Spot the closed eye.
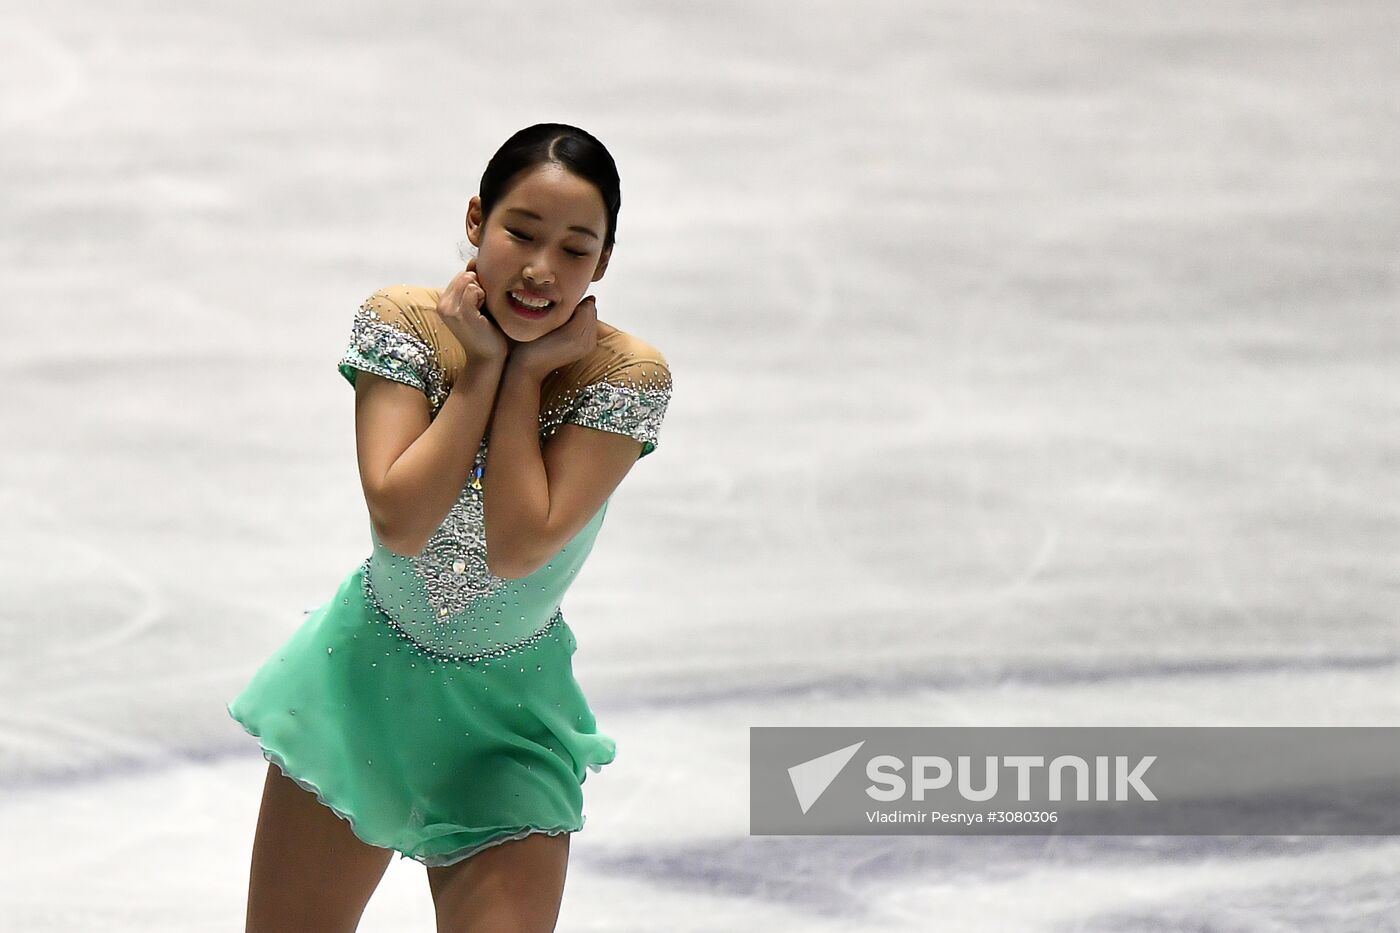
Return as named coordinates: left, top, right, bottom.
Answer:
left=506, top=228, right=590, bottom=258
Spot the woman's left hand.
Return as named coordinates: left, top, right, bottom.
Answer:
left=509, top=295, right=599, bottom=381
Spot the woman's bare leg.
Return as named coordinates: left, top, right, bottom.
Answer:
left=244, top=761, right=396, bottom=932
left=426, top=832, right=571, bottom=933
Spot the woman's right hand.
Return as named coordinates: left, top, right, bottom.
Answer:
left=437, top=258, right=508, bottom=365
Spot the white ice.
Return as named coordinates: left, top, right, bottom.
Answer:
left=1, top=0, right=1397, bottom=930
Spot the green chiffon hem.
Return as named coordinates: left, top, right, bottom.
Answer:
left=226, top=562, right=617, bottom=868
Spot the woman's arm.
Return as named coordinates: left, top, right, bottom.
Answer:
left=482, top=356, right=643, bottom=578
left=354, top=358, right=506, bottom=556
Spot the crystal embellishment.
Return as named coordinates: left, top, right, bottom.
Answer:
left=411, top=441, right=508, bottom=619
left=566, top=381, right=668, bottom=451
left=539, top=365, right=673, bottom=459
left=358, top=557, right=565, bottom=663
left=338, top=303, right=450, bottom=411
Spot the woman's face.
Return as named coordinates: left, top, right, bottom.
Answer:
left=465, top=163, right=611, bottom=344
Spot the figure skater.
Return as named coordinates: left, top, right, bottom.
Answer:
left=226, top=122, right=672, bottom=932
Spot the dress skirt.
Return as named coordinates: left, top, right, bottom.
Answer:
left=226, top=561, right=617, bottom=867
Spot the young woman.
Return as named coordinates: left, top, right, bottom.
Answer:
left=227, top=123, right=672, bottom=932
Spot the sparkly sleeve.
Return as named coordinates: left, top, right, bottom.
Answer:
left=561, top=357, right=672, bottom=459
left=336, top=291, right=447, bottom=405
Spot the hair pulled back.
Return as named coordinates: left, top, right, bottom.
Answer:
left=478, top=124, right=621, bottom=253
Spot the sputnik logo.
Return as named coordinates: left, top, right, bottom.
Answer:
left=788, top=741, right=865, bottom=814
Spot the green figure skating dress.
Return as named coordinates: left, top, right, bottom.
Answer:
left=227, top=285, right=672, bottom=867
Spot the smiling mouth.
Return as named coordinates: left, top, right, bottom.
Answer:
left=507, top=291, right=555, bottom=318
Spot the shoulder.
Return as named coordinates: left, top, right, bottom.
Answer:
left=359, top=284, right=448, bottom=340
left=340, top=284, right=463, bottom=407
left=584, top=322, right=671, bottom=385
left=359, top=283, right=466, bottom=372
left=601, top=322, right=667, bottom=362
left=540, top=322, right=672, bottom=425
left=540, top=322, right=673, bottom=457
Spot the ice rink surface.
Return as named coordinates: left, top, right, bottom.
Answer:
left=2, top=0, right=1397, bottom=929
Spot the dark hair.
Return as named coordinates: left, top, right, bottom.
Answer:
left=478, top=123, right=621, bottom=253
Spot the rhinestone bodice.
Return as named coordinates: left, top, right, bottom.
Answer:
left=336, top=284, right=672, bottom=662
